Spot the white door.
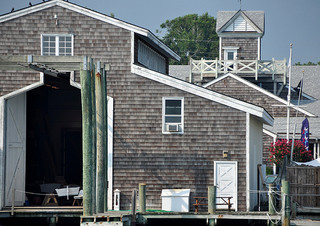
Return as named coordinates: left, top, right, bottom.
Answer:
left=5, top=93, right=26, bottom=206
left=224, top=49, right=237, bottom=72
left=214, top=161, right=237, bottom=211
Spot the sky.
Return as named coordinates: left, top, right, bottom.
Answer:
left=0, top=0, right=319, bottom=64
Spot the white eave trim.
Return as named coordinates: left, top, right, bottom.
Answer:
left=132, top=64, right=273, bottom=125
left=0, top=0, right=180, bottom=61
left=218, top=11, right=263, bottom=34
left=203, top=73, right=315, bottom=117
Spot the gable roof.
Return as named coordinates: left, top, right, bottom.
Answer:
left=203, top=73, right=315, bottom=117
left=216, top=10, right=264, bottom=35
left=132, top=65, right=273, bottom=126
left=0, top=0, right=180, bottom=61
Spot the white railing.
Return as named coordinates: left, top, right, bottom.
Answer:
left=190, top=58, right=287, bottom=83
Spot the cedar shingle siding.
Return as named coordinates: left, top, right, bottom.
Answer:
left=221, top=37, right=258, bottom=60
left=1, top=6, right=251, bottom=211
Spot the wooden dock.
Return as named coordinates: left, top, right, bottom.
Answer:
left=0, top=207, right=281, bottom=226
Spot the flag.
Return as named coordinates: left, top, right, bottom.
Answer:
left=294, top=79, right=303, bottom=94
left=301, top=118, right=309, bottom=151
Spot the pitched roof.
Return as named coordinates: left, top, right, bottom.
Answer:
left=216, top=10, right=264, bottom=34
left=0, top=0, right=180, bottom=61
left=133, top=65, right=273, bottom=126
left=203, top=73, right=315, bottom=117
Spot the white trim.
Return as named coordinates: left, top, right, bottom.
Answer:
left=219, top=37, right=222, bottom=60
left=162, top=97, right=184, bottom=134
left=132, top=65, right=273, bottom=125
left=203, top=73, right=314, bottom=117
left=214, top=161, right=238, bottom=211
left=107, top=97, right=114, bottom=210
left=41, top=34, right=74, bottom=56
left=222, top=46, right=240, bottom=50
left=131, top=32, right=135, bottom=65
left=263, top=128, right=277, bottom=141
left=69, top=71, right=81, bottom=89
left=258, top=37, right=261, bottom=60
left=0, top=0, right=179, bottom=61
left=246, top=113, right=250, bottom=211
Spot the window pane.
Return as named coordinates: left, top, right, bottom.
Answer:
left=165, top=116, right=181, bottom=123
left=43, top=36, right=49, bottom=41
left=165, top=100, right=181, bottom=115
left=66, top=48, right=71, bottom=53
left=66, top=42, right=71, bottom=47
left=66, top=37, right=71, bottom=42
left=49, top=36, right=55, bottom=41
left=227, top=52, right=234, bottom=60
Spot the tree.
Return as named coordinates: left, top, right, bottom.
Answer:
left=157, top=13, right=219, bottom=65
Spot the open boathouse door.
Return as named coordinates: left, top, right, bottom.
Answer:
left=2, top=75, right=83, bottom=207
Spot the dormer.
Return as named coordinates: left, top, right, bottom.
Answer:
left=216, top=10, right=264, bottom=60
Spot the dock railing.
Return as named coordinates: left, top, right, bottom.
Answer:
left=190, top=58, right=287, bottom=83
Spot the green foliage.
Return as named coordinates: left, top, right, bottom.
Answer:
left=294, top=61, right=320, bottom=66
left=158, top=13, right=219, bottom=65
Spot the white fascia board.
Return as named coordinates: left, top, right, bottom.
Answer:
left=263, top=128, right=277, bottom=140
left=217, top=32, right=263, bottom=38
left=132, top=64, right=273, bottom=124
left=218, top=11, right=262, bottom=34
left=203, top=73, right=315, bottom=117
left=0, top=0, right=179, bottom=61
left=0, top=1, right=57, bottom=23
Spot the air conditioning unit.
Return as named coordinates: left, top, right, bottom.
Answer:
left=166, top=124, right=179, bottom=132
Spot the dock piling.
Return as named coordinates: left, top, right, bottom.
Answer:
left=268, top=185, right=276, bottom=226
left=80, top=56, right=93, bottom=216
left=95, top=61, right=105, bottom=213
left=208, top=186, right=216, bottom=214
left=139, top=183, right=146, bottom=214
left=281, top=179, right=290, bottom=226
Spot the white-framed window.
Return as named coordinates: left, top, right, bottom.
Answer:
left=162, top=97, right=184, bottom=134
left=41, top=34, right=73, bottom=56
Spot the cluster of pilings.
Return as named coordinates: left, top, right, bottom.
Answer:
left=80, top=56, right=108, bottom=216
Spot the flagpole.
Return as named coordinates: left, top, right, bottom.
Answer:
left=286, top=44, right=293, bottom=142
left=290, top=71, right=304, bottom=162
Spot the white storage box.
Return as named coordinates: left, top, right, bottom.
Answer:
left=161, top=189, right=190, bottom=212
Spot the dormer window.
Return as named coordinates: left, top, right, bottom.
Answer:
left=41, top=34, right=73, bottom=56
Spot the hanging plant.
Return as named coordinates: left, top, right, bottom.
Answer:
left=267, top=139, right=312, bottom=165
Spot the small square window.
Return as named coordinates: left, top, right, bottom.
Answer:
left=162, top=97, right=184, bottom=134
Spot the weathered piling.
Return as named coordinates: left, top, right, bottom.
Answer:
left=281, top=180, right=290, bottom=226
left=102, top=66, right=108, bottom=212
left=208, top=186, right=216, bottom=226
left=90, top=58, right=96, bottom=214
left=208, top=186, right=216, bottom=214
left=95, top=61, right=105, bottom=213
left=80, top=56, right=93, bottom=216
left=268, top=185, right=276, bottom=226
left=139, top=183, right=146, bottom=214
left=131, top=189, right=137, bottom=226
